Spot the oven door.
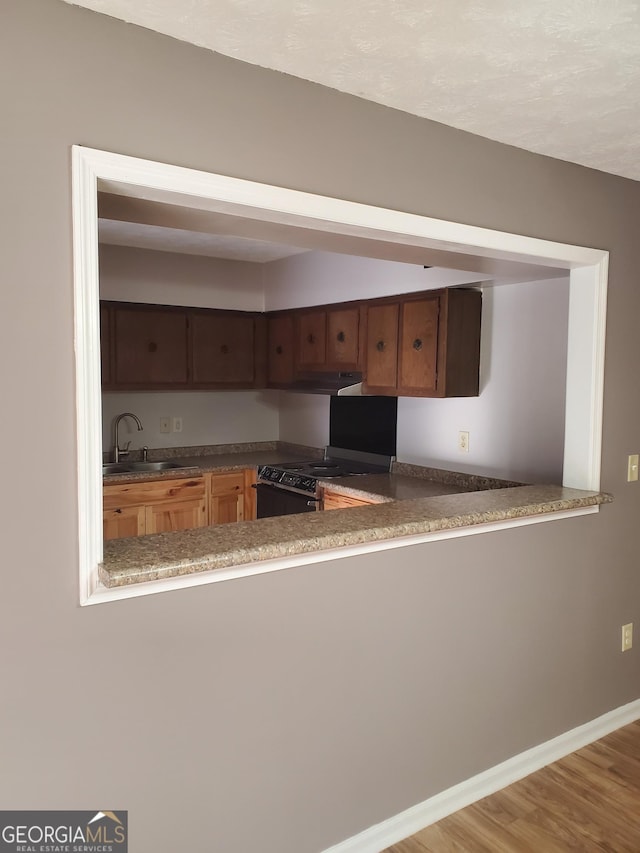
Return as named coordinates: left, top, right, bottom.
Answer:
left=255, top=483, right=320, bottom=518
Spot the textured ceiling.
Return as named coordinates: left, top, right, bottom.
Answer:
left=65, top=0, right=640, bottom=181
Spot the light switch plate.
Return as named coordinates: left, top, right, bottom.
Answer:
left=628, top=454, right=639, bottom=482
left=172, top=416, right=183, bottom=433
left=160, top=417, right=170, bottom=434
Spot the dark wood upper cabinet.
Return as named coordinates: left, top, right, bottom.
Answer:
left=365, top=303, right=399, bottom=392
left=436, top=288, right=482, bottom=397
left=113, top=304, right=189, bottom=387
left=102, top=302, right=265, bottom=391
left=326, top=307, right=360, bottom=369
left=100, top=303, right=111, bottom=385
left=397, top=295, right=439, bottom=395
left=364, top=289, right=481, bottom=397
left=297, top=311, right=327, bottom=369
left=267, top=314, right=294, bottom=386
left=190, top=311, right=255, bottom=386
left=101, top=288, right=480, bottom=397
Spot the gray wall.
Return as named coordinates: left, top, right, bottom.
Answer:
left=2, top=2, right=639, bottom=852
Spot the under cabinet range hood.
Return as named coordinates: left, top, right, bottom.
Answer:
left=287, top=371, right=364, bottom=395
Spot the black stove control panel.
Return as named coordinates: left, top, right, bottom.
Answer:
left=258, top=465, right=318, bottom=494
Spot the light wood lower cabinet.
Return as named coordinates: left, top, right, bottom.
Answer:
left=103, top=469, right=256, bottom=540
left=103, top=504, right=147, bottom=539
left=145, top=499, right=208, bottom=534
left=322, top=490, right=376, bottom=510
left=209, top=471, right=245, bottom=525
left=103, top=476, right=207, bottom=540
left=208, top=469, right=257, bottom=524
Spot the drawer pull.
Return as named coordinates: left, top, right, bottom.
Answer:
left=336, top=330, right=345, bottom=342
left=221, top=344, right=229, bottom=354
left=307, top=333, right=315, bottom=344
left=413, top=338, right=423, bottom=351
left=148, top=341, right=158, bottom=353
left=376, top=340, right=385, bottom=352
left=275, top=345, right=283, bottom=355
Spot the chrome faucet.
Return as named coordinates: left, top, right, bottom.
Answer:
left=113, top=412, right=143, bottom=462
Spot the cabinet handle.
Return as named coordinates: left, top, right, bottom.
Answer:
left=275, top=345, right=283, bottom=355
left=376, top=340, right=385, bottom=352
left=336, top=330, right=345, bottom=343
left=148, top=341, right=158, bottom=353
left=115, top=508, right=122, bottom=514
left=413, top=338, right=423, bottom=351
left=220, top=344, right=229, bottom=354
left=307, top=333, right=315, bottom=344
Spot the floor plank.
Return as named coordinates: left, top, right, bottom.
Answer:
left=384, top=720, right=640, bottom=853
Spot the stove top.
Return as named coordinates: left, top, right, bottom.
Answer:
left=257, top=448, right=393, bottom=495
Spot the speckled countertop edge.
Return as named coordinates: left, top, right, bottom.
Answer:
left=100, top=486, right=613, bottom=588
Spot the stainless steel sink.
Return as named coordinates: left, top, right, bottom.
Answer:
left=125, top=461, right=186, bottom=472
left=102, top=463, right=132, bottom=475
left=102, top=460, right=194, bottom=476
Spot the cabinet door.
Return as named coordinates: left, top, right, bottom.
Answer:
left=326, top=307, right=360, bottom=369
left=365, top=303, right=399, bottom=392
left=397, top=296, right=439, bottom=395
left=191, top=312, right=255, bottom=385
left=145, top=498, right=207, bottom=534
left=297, top=311, right=327, bottom=369
left=209, top=471, right=246, bottom=525
left=103, top=505, right=146, bottom=540
left=210, top=492, right=245, bottom=525
left=114, top=306, right=188, bottom=386
left=267, top=315, right=294, bottom=385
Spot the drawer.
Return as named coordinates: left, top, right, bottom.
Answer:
left=322, top=491, right=375, bottom=510
left=103, top=476, right=206, bottom=509
left=209, top=471, right=245, bottom=496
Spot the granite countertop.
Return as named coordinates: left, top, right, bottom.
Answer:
left=102, top=442, right=320, bottom=485
left=100, top=481, right=613, bottom=588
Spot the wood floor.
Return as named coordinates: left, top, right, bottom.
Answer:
left=384, top=720, right=640, bottom=852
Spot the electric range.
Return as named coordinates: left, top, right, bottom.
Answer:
left=256, top=447, right=394, bottom=516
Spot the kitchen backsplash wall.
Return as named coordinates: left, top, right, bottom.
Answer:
left=99, top=244, right=265, bottom=310
left=278, top=393, right=330, bottom=449
left=102, top=390, right=280, bottom=453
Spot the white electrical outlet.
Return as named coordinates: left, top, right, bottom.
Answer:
left=622, top=623, right=633, bottom=652
left=458, top=431, right=470, bottom=453
left=160, top=417, right=170, bottom=434
left=628, top=454, right=639, bottom=482
left=172, top=416, right=183, bottom=433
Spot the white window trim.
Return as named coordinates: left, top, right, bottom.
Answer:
left=72, top=146, right=608, bottom=606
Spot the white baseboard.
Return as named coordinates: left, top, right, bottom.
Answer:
left=323, top=698, right=640, bottom=853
